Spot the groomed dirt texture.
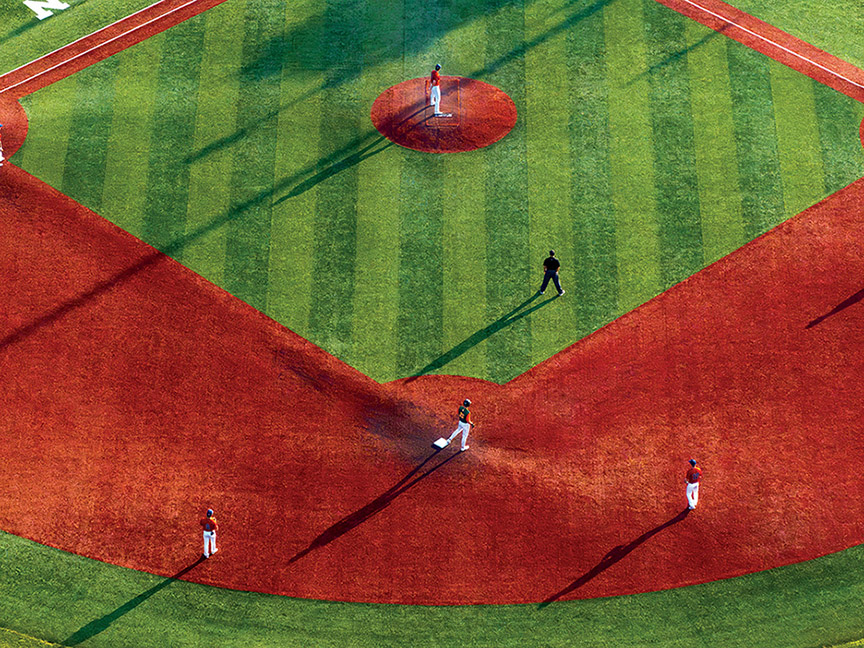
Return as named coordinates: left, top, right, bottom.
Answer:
left=370, top=76, right=517, bottom=153
left=2, top=157, right=864, bottom=604
left=0, top=98, right=27, bottom=157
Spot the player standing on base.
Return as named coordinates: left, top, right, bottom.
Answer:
left=685, top=459, right=701, bottom=509
left=445, top=399, right=475, bottom=452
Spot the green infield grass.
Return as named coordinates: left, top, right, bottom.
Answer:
left=13, top=0, right=864, bottom=383
left=728, top=0, right=864, bottom=72
left=0, top=531, right=863, bottom=647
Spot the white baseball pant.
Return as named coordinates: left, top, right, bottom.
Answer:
left=447, top=421, right=470, bottom=450
left=203, top=530, right=217, bottom=557
left=686, top=482, right=699, bottom=509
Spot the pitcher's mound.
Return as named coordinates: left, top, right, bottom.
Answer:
left=370, top=76, right=517, bottom=153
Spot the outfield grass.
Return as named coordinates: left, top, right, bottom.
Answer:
left=0, top=531, right=862, bottom=647
left=13, top=0, right=864, bottom=383
left=729, top=0, right=864, bottom=72
left=0, top=0, right=158, bottom=75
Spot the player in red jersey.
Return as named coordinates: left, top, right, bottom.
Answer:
left=429, top=64, right=451, bottom=116
left=444, top=398, right=475, bottom=451
left=200, top=508, right=219, bottom=558
left=685, top=459, right=701, bottom=509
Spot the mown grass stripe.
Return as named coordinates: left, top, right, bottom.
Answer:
left=100, top=37, right=163, bottom=241
left=769, top=64, right=826, bottom=218
left=350, top=0, right=403, bottom=382
left=604, top=0, right=661, bottom=312
left=483, top=1, right=531, bottom=384
left=392, top=0, right=450, bottom=379
left=180, top=1, right=246, bottom=286
left=60, top=56, right=118, bottom=213
left=643, top=0, right=703, bottom=287
left=396, top=150, right=445, bottom=377
left=266, top=2, right=326, bottom=346
left=568, top=3, right=616, bottom=336
left=684, top=21, right=745, bottom=265
left=222, top=0, right=284, bottom=315
left=16, top=78, right=76, bottom=192
left=424, top=13, right=489, bottom=381
left=813, top=83, right=864, bottom=195
left=307, top=0, right=364, bottom=365
left=524, top=0, right=575, bottom=367
left=141, top=18, right=207, bottom=252
left=439, top=150, right=488, bottom=380
left=725, top=44, right=784, bottom=240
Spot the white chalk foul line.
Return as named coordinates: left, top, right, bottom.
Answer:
left=0, top=0, right=208, bottom=95
left=676, top=0, right=864, bottom=93
left=1, top=0, right=170, bottom=80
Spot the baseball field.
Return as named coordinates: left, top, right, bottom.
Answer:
left=1, top=0, right=864, bottom=645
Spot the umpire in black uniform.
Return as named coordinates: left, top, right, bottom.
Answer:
left=539, top=250, right=565, bottom=296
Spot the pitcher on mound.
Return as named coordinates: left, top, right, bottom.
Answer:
left=429, top=64, right=451, bottom=117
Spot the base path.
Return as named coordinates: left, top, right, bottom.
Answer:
left=2, top=150, right=864, bottom=603
left=0, top=0, right=228, bottom=98
left=370, top=76, right=517, bottom=153
left=656, top=0, right=864, bottom=103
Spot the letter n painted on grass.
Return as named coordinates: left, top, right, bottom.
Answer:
left=24, top=0, right=70, bottom=20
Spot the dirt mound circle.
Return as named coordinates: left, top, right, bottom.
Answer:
left=370, top=76, right=517, bottom=153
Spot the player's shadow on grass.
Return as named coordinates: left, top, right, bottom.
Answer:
left=62, top=556, right=205, bottom=646
left=288, top=449, right=458, bottom=564
left=407, top=293, right=557, bottom=380
left=805, top=287, right=864, bottom=328
left=538, top=507, right=690, bottom=608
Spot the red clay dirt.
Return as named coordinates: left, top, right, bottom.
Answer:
left=0, top=98, right=28, bottom=158
left=3, top=155, right=864, bottom=604
left=370, top=76, right=517, bottom=153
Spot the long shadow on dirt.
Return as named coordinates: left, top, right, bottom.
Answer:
left=539, top=507, right=690, bottom=607
left=806, top=286, right=864, bottom=328
left=288, top=449, right=460, bottom=564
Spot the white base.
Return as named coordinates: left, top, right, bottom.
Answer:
left=433, top=438, right=449, bottom=449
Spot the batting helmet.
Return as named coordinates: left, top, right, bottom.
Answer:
left=435, top=64, right=441, bottom=70
left=463, top=399, right=471, bottom=407
left=206, top=509, right=214, bottom=517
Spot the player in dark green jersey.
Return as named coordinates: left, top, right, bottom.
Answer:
left=445, top=399, right=475, bottom=451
